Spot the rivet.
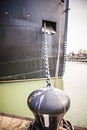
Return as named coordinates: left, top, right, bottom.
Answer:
left=27, top=13, right=30, bottom=17
left=5, top=11, right=8, bottom=15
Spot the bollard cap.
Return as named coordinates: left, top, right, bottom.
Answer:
left=27, top=87, right=70, bottom=115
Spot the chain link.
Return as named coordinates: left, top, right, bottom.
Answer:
left=42, top=23, right=51, bottom=87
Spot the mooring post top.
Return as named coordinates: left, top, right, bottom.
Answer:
left=27, top=87, right=70, bottom=116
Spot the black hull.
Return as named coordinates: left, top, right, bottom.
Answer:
left=0, top=0, right=69, bottom=81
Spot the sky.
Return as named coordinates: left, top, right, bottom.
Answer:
left=67, top=0, right=87, bottom=54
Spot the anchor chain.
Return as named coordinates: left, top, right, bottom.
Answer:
left=42, top=23, right=51, bottom=87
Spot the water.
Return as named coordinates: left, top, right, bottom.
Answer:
left=63, top=61, right=87, bottom=128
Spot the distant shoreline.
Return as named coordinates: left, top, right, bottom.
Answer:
left=66, top=59, right=87, bottom=63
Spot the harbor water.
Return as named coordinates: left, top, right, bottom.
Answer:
left=63, top=61, right=87, bottom=128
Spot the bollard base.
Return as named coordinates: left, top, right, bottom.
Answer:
left=27, top=119, right=74, bottom=130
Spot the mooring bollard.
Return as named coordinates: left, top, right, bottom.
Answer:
left=27, top=87, right=72, bottom=130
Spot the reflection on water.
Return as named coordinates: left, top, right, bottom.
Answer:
left=63, top=61, right=87, bottom=128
